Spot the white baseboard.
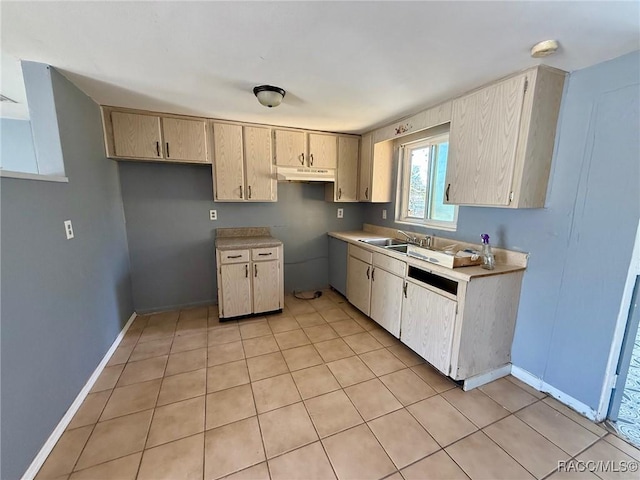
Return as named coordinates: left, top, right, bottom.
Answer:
left=21, top=312, right=137, bottom=480
left=511, top=365, right=598, bottom=421
left=463, top=364, right=512, bottom=391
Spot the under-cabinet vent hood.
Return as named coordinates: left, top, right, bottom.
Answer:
left=276, top=166, right=335, bottom=182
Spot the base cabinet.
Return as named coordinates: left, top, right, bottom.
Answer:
left=220, top=263, right=252, bottom=318
left=337, top=237, right=525, bottom=386
left=347, top=255, right=372, bottom=316
left=400, top=281, right=457, bottom=375
left=370, top=267, right=403, bottom=337
left=216, top=245, right=283, bottom=319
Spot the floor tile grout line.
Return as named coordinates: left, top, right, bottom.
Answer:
left=133, top=321, right=174, bottom=479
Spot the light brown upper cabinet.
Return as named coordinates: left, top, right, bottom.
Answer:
left=212, top=122, right=276, bottom=202
left=274, top=129, right=305, bottom=167
left=111, top=112, right=163, bottom=159
left=307, top=133, right=337, bottom=169
left=102, top=107, right=209, bottom=164
left=358, top=133, right=394, bottom=202
left=325, top=136, right=359, bottom=202
left=274, top=129, right=337, bottom=169
left=162, top=117, right=207, bottom=162
left=445, top=65, right=566, bottom=208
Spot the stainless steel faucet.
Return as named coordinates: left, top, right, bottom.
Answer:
left=397, top=230, right=416, bottom=243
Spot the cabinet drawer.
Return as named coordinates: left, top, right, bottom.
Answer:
left=219, top=249, right=250, bottom=264
left=252, top=247, right=279, bottom=261
left=348, top=244, right=373, bottom=264
left=373, top=252, right=406, bottom=277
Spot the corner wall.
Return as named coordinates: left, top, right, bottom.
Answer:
left=363, top=50, right=640, bottom=413
left=118, top=161, right=368, bottom=313
left=0, top=66, right=134, bottom=479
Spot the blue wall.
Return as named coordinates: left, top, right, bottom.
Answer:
left=118, top=162, right=367, bottom=313
left=364, top=50, right=640, bottom=412
left=0, top=66, right=134, bottom=479
left=0, top=118, right=38, bottom=173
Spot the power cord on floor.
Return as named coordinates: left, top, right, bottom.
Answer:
left=293, top=290, right=323, bottom=300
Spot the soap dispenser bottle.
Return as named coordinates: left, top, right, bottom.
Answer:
left=480, top=234, right=495, bottom=270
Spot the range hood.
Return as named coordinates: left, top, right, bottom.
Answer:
left=276, top=166, right=335, bottom=182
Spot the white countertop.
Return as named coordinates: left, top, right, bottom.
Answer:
left=329, top=230, right=526, bottom=282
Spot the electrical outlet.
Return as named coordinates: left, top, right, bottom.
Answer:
left=64, top=220, right=74, bottom=239
left=382, top=209, right=387, bottom=220
left=210, top=210, right=217, bottom=221
left=337, top=208, right=344, bottom=219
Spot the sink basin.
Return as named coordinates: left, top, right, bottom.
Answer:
left=359, top=238, right=407, bottom=247
left=385, top=244, right=408, bottom=254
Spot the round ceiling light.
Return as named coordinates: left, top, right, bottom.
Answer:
left=253, top=85, right=286, bottom=108
left=530, top=40, right=559, bottom=58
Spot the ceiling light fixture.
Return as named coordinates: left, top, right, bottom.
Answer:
left=253, top=85, right=286, bottom=108
left=530, top=40, right=559, bottom=58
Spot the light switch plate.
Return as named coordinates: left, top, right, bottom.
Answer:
left=382, top=209, right=387, bottom=219
left=337, top=208, right=344, bottom=219
left=210, top=210, right=217, bottom=221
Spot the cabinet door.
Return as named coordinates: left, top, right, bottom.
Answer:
left=274, top=130, right=305, bottom=167
left=253, top=260, right=280, bottom=313
left=213, top=123, right=244, bottom=201
left=370, top=267, right=403, bottom=337
left=244, top=126, right=275, bottom=201
left=162, top=117, right=208, bottom=162
left=220, top=263, right=252, bottom=318
left=400, top=282, right=456, bottom=375
left=111, top=112, right=162, bottom=159
left=445, top=74, right=526, bottom=206
left=370, top=141, right=394, bottom=203
left=347, top=256, right=371, bottom=316
left=358, top=133, right=373, bottom=201
left=336, top=136, right=359, bottom=201
left=308, top=133, right=337, bottom=169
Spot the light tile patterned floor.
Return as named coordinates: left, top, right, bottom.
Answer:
left=615, top=324, right=640, bottom=447
left=36, top=290, right=640, bottom=480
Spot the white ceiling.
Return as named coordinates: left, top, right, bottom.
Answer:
left=2, top=1, right=639, bottom=132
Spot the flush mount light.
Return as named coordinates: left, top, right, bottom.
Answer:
left=253, top=85, right=286, bottom=108
left=530, top=40, right=559, bottom=58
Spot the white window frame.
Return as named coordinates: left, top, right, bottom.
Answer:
left=395, top=132, right=458, bottom=231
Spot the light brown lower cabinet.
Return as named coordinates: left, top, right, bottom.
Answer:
left=216, top=246, right=283, bottom=319
left=343, top=242, right=525, bottom=387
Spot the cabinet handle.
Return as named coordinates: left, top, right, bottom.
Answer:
left=365, top=187, right=369, bottom=199
left=239, top=185, right=243, bottom=199
left=245, top=265, right=248, bottom=278
left=248, top=185, right=252, bottom=199
left=403, top=282, right=407, bottom=298
left=310, top=153, right=314, bottom=166
left=366, top=266, right=370, bottom=280
left=258, top=252, right=272, bottom=256
left=371, top=267, right=375, bottom=282
left=254, top=264, right=258, bottom=277
left=446, top=183, right=450, bottom=202
left=338, top=188, right=342, bottom=199
left=227, top=255, right=242, bottom=259
left=300, top=153, right=305, bottom=165
left=156, top=141, right=160, bottom=157
left=166, top=142, right=170, bottom=158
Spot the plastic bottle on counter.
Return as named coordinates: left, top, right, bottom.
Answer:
left=480, top=233, right=495, bottom=270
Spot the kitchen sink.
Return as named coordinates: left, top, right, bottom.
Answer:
left=359, top=238, right=407, bottom=247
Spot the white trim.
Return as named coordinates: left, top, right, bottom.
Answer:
left=462, top=364, right=512, bottom=391
left=0, top=170, right=68, bottom=183
left=597, top=218, right=640, bottom=421
left=21, top=312, right=137, bottom=480
left=511, top=365, right=598, bottom=421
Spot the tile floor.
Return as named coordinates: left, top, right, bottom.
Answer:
left=614, top=323, right=640, bottom=447
left=36, top=290, right=640, bottom=480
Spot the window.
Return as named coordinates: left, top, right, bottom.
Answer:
left=396, top=133, right=457, bottom=230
